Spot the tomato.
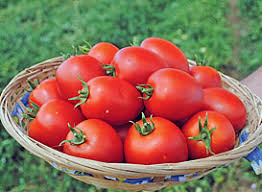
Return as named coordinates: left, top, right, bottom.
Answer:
left=56, top=55, right=106, bottom=102
left=62, top=119, right=123, bottom=163
left=190, top=66, right=222, bottom=89
left=111, top=46, right=167, bottom=85
left=182, top=110, right=235, bottom=159
left=114, top=123, right=132, bottom=144
left=140, top=68, right=203, bottom=121
left=125, top=114, right=188, bottom=164
left=29, top=78, right=62, bottom=107
left=202, top=88, right=247, bottom=132
left=88, top=42, right=119, bottom=64
left=28, top=99, right=84, bottom=150
left=141, top=37, right=189, bottom=73
left=75, top=76, right=143, bottom=125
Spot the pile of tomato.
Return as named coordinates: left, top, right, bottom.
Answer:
left=25, top=37, right=247, bottom=165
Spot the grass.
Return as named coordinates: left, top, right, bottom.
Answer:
left=0, top=0, right=262, bottom=191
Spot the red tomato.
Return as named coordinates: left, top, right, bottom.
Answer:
left=111, top=47, right=167, bottom=85
left=125, top=115, right=188, bottom=164
left=76, top=76, right=143, bottom=125
left=29, top=78, right=62, bottom=107
left=56, top=55, right=106, bottom=102
left=202, top=88, right=247, bottom=132
left=88, top=42, right=119, bottom=64
left=62, top=119, right=123, bottom=163
left=190, top=66, right=222, bottom=89
left=142, top=68, right=203, bottom=121
left=182, top=111, right=235, bottom=159
left=28, top=100, right=84, bottom=150
left=141, top=37, right=189, bottom=73
left=114, top=123, right=132, bottom=144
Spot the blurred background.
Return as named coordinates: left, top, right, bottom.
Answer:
left=0, top=0, right=262, bottom=191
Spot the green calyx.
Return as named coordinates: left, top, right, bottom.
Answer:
left=78, top=40, right=92, bottom=54
left=59, top=123, right=86, bottom=146
left=69, top=77, right=89, bottom=108
left=130, top=112, right=155, bottom=136
left=62, top=40, right=92, bottom=60
left=102, top=64, right=116, bottom=76
left=188, top=113, right=216, bottom=155
left=22, top=100, right=40, bottom=121
left=136, top=84, right=154, bottom=100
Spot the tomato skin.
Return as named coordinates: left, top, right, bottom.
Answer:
left=141, top=37, right=189, bottom=73
left=190, top=66, right=222, bottom=89
left=182, top=111, right=235, bottom=159
left=202, top=88, right=247, bottom=132
left=56, top=55, right=106, bottom=102
left=80, top=76, right=143, bottom=125
left=29, top=78, right=62, bottom=107
left=88, top=42, right=119, bottom=64
left=63, top=119, right=123, bottom=163
left=125, top=117, right=188, bottom=164
left=144, top=68, right=203, bottom=121
left=28, top=100, right=84, bottom=150
left=112, top=46, right=167, bottom=85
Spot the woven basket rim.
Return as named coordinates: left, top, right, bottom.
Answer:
left=1, top=56, right=262, bottom=178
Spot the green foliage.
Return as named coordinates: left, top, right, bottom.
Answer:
left=0, top=0, right=262, bottom=191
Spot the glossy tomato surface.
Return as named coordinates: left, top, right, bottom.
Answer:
left=182, top=110, right=235, bottom=159
left=141, top=37, right=189, bottom=73
left=63, top=119, right=123, bottom=163
left=56, top=55, right=105, bottom=102
left=112, top=46, right=167, bottom=85
left=29, top=78, right=62, bottom=107
left=190, top=66, right=222, bottom=89
left=80, top=76, right=143, bottom=125
left=202, top=88, right=247, bottom=132
left=88, top=42, right=119, bottom=64
left=28, top=99, right=84, bottom=150
left=125, top=117, right=188, bottom=164
left=144, top=68, right=203, bottom=121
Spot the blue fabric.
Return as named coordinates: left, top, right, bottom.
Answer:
left=239, top=129, right=262, bottom=175
left=123, top=177, right=153, bottom=184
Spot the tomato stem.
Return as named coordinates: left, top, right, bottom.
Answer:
left=102, top=64, right=116, bottom=76
left=136, top=84, right=154, bottom=100
left=69, top=76, right=89, bottom=108
left=78, top=40, right=92, bottom=54
left=22, top=100, right=40, bottom=121
left=59, top=123, right=86, bottom=146
left=130, top=112, right=155, bottom=136
left=188, top=113, right=216, bottom=155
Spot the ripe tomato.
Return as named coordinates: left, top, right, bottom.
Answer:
left=111, top=46, right=167, bottom=85
left=125, top=114, right=188, bottom=164
left=141, top=37, right=189, bottom=73
left=140, top=68, right=203, bottom=121
left=190, top=66, right=222, bottom=89
left=88, top=42, right=119, bottom=64
left=56, top=55, right=106, bottom=102
left=29, top=78, right=62, bottom=107
left=75, top=76, right=143, bottom=125
left=28, top=99, right=84, bottom=150
left=202, top=88, right=247, bottom=132
left=182, top=111, right=235, bottom=159
left=62, top=119, right=123, bottom=163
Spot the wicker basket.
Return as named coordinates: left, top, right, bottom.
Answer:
left=1, top=56, right=262, bottom=191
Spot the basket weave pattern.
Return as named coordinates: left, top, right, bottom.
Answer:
left=1, top=57, right=262, bottom=191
